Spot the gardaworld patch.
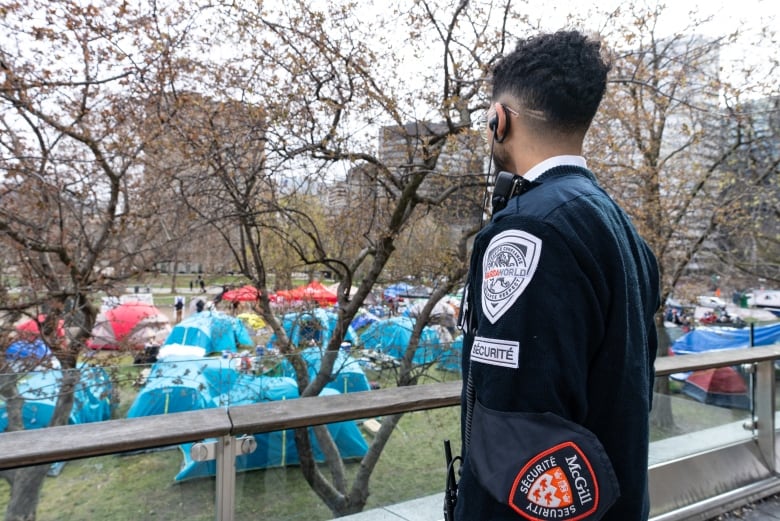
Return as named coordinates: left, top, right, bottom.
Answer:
left=509, top=442, right=599, bottom=521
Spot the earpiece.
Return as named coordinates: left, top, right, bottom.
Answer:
left=490, top=103, right=509, bottom=143
left=488, top=115, right=499, bottom=133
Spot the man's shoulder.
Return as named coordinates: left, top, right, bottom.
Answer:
left=494, top=170, right=604, bottom=224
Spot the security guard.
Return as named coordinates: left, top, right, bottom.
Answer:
left=454, top=31, right=660, bottom=521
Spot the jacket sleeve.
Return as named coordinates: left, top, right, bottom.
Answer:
left=467, top=215, right=605, bottom=423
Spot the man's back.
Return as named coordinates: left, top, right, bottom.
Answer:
left=456, top=167, right=659, bottom=520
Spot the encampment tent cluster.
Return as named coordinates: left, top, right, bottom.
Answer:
left=1, top=283, right=466, bottom=481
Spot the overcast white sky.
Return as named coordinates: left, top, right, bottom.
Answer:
left=524, top=0, right=779, bottom=88
left=538, top=0, right=778, bottom=34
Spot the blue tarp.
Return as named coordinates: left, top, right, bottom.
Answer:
left=383, top=282, right=413, bottom=299
left=163, top=311, right=254, bottom=355
left=359, top=317, right=442, bottom=365
left=350, top=309, right=380, bottom=331
left=383, top=282, right=430, bottom=299
left=0, top=364, right=113, bottom=431
left=671, top=322, right=780, bottom=355
left=271, top=308, right=358, bottom=348
left=125, top=356, right=368, bottom=479
left=277, top=346, right=372, bottom=394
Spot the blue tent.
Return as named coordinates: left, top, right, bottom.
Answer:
left=163, top=311, right=254, bottom=355
left=277, top=346, right=372, bottom=394
left=437, top=336, right=463, bottom=374
left=271, top=308, right=358, bottom=348
left=671, top=322, right=780, bottom=355
left=359, top=316, right=442, bottom=365
left=0, top=364, right=113, bottom=432
left=125, top=356, right=368, bottom=479
left=384, top=282, right=412, bottom=299
left=5, top=338, right=53, bottom=365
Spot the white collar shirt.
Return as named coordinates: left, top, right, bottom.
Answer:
left=522, top=155, right=587, bottom=182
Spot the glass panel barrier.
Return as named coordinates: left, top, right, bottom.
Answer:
left=649, top=371, right=754, bottom=465
left=0, top=358, right=225, bottom=521
left=231, top=405, right=461, bottom=521
left=0, top=451, right=216, bottom=521
left=226, top=338, right=461, bottom=521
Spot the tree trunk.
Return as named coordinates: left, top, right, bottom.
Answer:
left=4, top=465, right=49, bottom=521
left=1, top=348, right=82, bottom=520
left=650, top=314, right=676, bottom=431
left=170, top=250, right=180, bottom=293
left=275, top=270, right=292, bottom=291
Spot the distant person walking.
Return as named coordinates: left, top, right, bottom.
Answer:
left=174, top=296, right=185, bottom=324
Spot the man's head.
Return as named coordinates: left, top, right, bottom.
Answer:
left=487, top=30, right=611, bottom=172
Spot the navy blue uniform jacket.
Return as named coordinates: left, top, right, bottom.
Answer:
left=456, top=166, right=660, bottom=521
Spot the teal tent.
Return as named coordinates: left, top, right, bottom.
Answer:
left=125, top=356, right=368, bottom=479
left=126, top=356, right=282, bottom=416
left=0, top=364, right=113, bottom=432
left=162, top=311, right=254, bottom=355
left=278, top=346, right=372, bottom=393
left=271, top=308, right=358, bottom=348
left=359, top=316, right=442, bottom=365
left=126, top=357, right=217, bottom=417
left=175, top=385, right=368, bottom=481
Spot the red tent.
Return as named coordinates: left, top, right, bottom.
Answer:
left=88, top=302, right=171, bottom=350
left=682, top=367, right=750, bottom=410
left=222, top=285, right=261, bottom=302
left=15, top=315, right=65, bottom=339
left=277, top=281, right=337, bottom=306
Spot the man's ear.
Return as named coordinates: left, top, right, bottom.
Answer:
left=489, top=103, right=510, bottom=143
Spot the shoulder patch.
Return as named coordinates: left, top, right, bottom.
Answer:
left=509, top=442, right=600, bottom=521
left=481, top=229, right=542, bottom=324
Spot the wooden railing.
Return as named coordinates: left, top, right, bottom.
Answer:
left=0, top=380, right=461, bottom=471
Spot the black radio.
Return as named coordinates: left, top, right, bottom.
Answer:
left=491, top=171, right=536, bottom=213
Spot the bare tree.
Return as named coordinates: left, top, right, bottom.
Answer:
left=135, top=0, right=520, bottom=515
left=582, top=4, right=779, bottom=429
left=0, top=1, right=192, bottom=518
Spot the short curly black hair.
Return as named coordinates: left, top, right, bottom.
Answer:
left=491, top=30, right=611, bottom=134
